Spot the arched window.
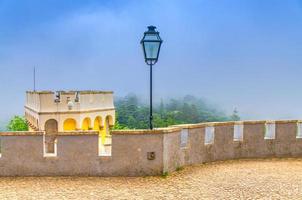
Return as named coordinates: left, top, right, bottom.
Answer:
left=105, top=115, right=114, bottom=127
left=63, top=118, right=77, bottom=131
left=44, top=119, right=58, bottom=156
left=98, top=115, right=114, bottom=145
left=93, top=116, right=102, bottom=131
left=82, top=117, right=91, bottom=130
left=45, top=119, right=58, bottom=134
left=104, top=115, right=114, bottom=134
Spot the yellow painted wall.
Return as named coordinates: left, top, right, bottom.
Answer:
left=82, top=118, right=91, bottom=130
left=100, top=116, right=112, bottom=144
left=93, top=117, right=102, bottom=131
left=92, top=116, right=113, bottom=144
left=63, top=119, right=76, bottom=131
left=100, top=119, right=107, bottom=144
left=93, top=117, right=103, bottom=144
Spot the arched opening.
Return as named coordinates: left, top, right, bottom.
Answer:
left=44, top=119, right=58, bottom=155
left=98, top=115, right=114, bottom=156
left=105, top=115, right=114, bottom=133
left=63, top=118, right=77, bottom=131
left=98, top=115, right=113, bottom=145
left=106, top=115, right=114, bottom=127
left=45, top=119, right=58, bottom=134
left=82, top=117, right=91, bottom=130
left=93, top=116, right=102, bottom=131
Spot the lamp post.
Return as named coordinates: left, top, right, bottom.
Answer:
left=141, top=25, right=163, bottom=130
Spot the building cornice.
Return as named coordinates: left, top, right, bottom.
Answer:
left=24, top=106, right=115, bottom=115
left=26, top=90, right=113, bottom=95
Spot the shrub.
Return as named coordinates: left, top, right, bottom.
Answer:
left=7, top=116, right=28, bottom=131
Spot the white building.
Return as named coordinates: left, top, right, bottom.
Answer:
left=25, top=90, right=115, bottom=146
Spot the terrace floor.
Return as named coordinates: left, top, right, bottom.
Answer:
left=1, top=158, right=302, bottom=199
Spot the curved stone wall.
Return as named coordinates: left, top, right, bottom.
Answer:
left=112, top=120, right=302, bottom=174
left=0, top=120, right=302, bottom=176
left=160, top=120, right=302, bottom=173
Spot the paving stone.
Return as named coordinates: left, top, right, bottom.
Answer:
left=0, top=158, right=301, bottom=199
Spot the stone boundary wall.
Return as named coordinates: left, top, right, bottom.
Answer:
left=162, top=120, right=302, bottom=173
left=0, top=120, right=302, bottom=176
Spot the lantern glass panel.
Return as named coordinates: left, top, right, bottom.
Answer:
left=144, top=33, right=159, bottom=40
left=143, top=41, right=160, bottom=59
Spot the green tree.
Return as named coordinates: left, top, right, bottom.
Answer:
left=7, top=116, right=28, bottom=131
left=114, top=94, right=240, bottom=129
left=112, top=121, right=129, bottom=130
left=159, top=99, right=165, bottom=118
left=112, top=112, right=129, bottom=130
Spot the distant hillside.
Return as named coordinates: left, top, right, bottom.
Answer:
left=114, top=94, right=240, bottom=129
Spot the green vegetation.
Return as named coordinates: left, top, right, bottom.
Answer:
left=7, top=116, right=28, bottom=131
left=176, top=166, right=184, bottom=171
left=114, top=94, right=240, bottom=129
left=161, top=171, right=169, bottom=178
left=3, top=94, right=240, bottom=131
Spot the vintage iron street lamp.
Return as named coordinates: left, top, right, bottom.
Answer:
left=141, top=25, right=163, bottom=130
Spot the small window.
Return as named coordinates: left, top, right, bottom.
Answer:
left=234, top=124, right=243, bottom=141
left=205, top=126, right=215, bottom=144
left=265, top=123, right=275, bottom=139
left=297, top=122, right=302, bottom=138
left=180, top=129, right=189, bottom=148
left=43, top=135, right=57, bottom=157
left=99, top=136, right=112, bottom=156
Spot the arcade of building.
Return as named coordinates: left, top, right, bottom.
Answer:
left=24, top=90, right=115, bottom=145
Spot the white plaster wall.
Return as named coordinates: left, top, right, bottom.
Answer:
left=25, top=91, right=115, bottom=132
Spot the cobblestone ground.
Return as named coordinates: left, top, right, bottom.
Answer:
left=1, top=158, right=302, bottom=199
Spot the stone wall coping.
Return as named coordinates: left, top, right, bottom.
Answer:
left=111, top=127, right=181, bottom=135
left=242, top=120, right=267, bottom=125
left=275, top=120, right=299, bottom=124
left=172, top=121, right=238, bottom=129
left=56, top=131, right=99, bottom=136
left=243, top=120, right=302, bottom=124
left=0, top=131, right=100, bottom=136
left=0, top=131, right=44, bottom=136
left=113, top=120, right=302, bottom=134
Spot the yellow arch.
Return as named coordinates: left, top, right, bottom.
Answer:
left=82, top=117, right=91, bottom=130
left=93, top=116, right=102, bottom=131
left=98, top=115, right=114, bottom=144
left=63, top=118, right=76, bottom=131
left=93, top=116, right=106, bottom=145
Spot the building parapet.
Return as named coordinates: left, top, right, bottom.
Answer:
left=0, top=131, right=44, bottom=136
left=111, top=127, right=181, bottom=135
left=56, top=131, right=99, bottom=136
left=1, top=119, right=302, bottom=176
left=26, top=91, right=54, bottom=94
left=26, top=90, right=113, bottom=95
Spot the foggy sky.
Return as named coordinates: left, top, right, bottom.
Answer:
left=1, top=0, right=302, bottom=122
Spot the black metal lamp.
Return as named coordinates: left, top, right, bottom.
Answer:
left=141, top=26, right=163, bottom=65
left=141, top=26, right=163, bottom=129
